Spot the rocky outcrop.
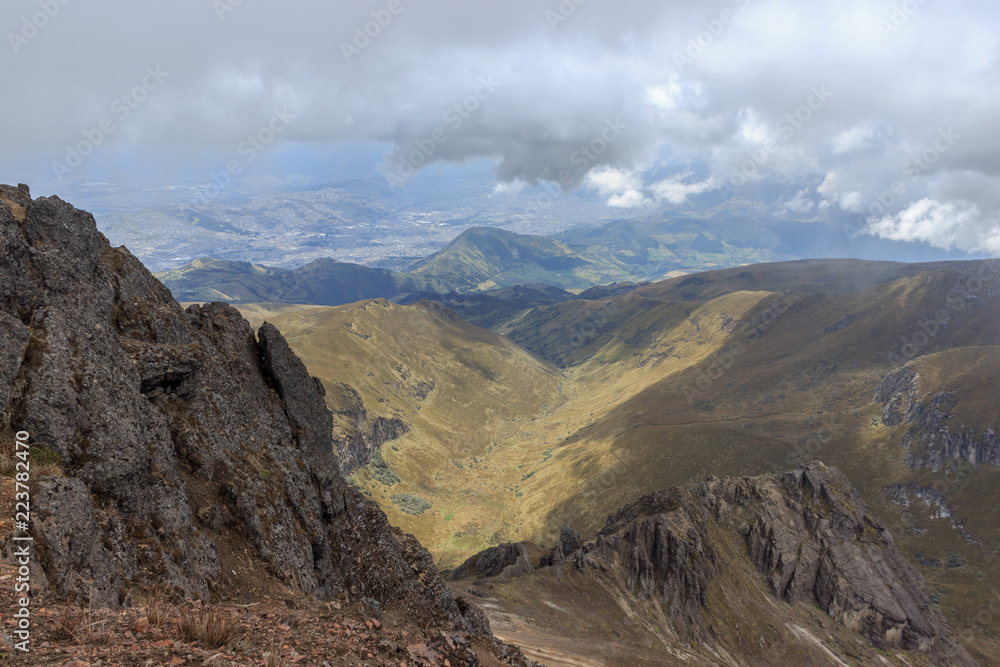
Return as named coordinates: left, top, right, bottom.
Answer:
left=326, top=381, right=408, bottom=475
left=0, top=188, right=498, bottom=642
left=883, top=483, right=977, bottom=542
left=876, top=365, right=1000, bottom=470
left=537, top=523, right=581, bottom=578
left=450, top=542, right=531, bottom=581
left=537, top=463, right=975, bottom=665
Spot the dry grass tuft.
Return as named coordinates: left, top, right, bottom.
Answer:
left=178, top=607, right=243, bottom=648
left=53, top=607, right=115, bottom=645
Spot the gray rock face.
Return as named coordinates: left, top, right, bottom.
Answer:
left=450, top=542, right=531, bottom=581
left=876, top=365, right=1000, bottom=470
left=0, top=188, right=478, bottom=632
left=883, top=483, right=977, bottom=542
left=541, top=463, right=975, bottom=666
left=538, top=523, right=582, bottom=577
left=328, top=379, right=408, bottom=475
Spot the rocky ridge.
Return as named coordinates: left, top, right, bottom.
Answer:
left=536, top=462, right=975, bottom=665
left=0, top=185, right=536, bottom=665
left=876, top=364, right=1000, bottom=470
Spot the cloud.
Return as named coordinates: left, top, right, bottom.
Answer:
left=866, top=198, right=1000, bottom=254
left=832, top=124, right=875, bottom=154
left=651, top=174, right=718, bottom=205
left=782, top=188, right=816, bottom=213
left=587, top=167, right=649, bottom=208
left=0, top=0, right=999, bottom=254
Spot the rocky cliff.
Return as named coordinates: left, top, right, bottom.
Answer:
left=876, top=364, right=1000, bottom=470
left=0, top=185, right=536, bottom=663
left=538, top=462, right=975, bottom=665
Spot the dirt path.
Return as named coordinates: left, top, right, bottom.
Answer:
left=484, top=603, right=606, bottom=667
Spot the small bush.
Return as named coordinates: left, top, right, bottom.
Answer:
left=367, top=448, right=401, bottom=486
left=391, top=493, right=432, bottom=516
left=29, top=445, right=62, bottom=466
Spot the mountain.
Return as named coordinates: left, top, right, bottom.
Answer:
left=155, top=220, right=858, bottom=307
left=256, top=253, right=1000, bottom=662
left=452, top=464, right=976, bottom=666
left=406, top=226, right=592, bottom=292
left=260, top=298, right=561, bottom=559
left=155, top=256, right=420, bottom=303
left=6, top=184, right=997, bottom=664
left=0, top=184, right=537, bottom=665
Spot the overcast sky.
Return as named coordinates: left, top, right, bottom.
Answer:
left=2, top=0, right=999, bottom=254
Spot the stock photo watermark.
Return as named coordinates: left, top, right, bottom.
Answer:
left=673, top=0, right=752, bottom=72
left=526, top=116, right=628, bottom=213
left=51, top=66, right=170, bottom=182
left=681, top=291, right=801, bottom=405
left=192, top=105, right=298, bottom=205
left=878, top=0, right=931, bottom=39
left=724, top=85, right=833, bottom=190
left=11, top=429, right=33, bottom=653
left=7, top=0, right=72, bottom=54
left=384, top=75, right=501, bottom=187
left=843, top=125, right=960, bottom=241
left=546, top=0, right=587, bottom=30
left=341, top=0, right=412, bottom=63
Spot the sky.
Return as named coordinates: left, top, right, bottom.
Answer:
left=2, top=0, right=999, bottom=255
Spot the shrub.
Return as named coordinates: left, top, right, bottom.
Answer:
left=391, top=493, right=432, bottom=515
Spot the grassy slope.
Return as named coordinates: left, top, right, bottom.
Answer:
left=252, top=257, right=1000, bottom=653
left=263, top=299, right=563, bottom=562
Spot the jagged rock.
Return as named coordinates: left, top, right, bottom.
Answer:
left=539, top=462, right=976, bottom=666
left=450, top=542, right=531, bottom=581
left=32, top=477, right=123, bottom=609
left=0, top=189, right=483, bottom=638
left=326, top=381, right=409, bottom=474
left=538, top=523, right=582, bottom=578
left=0, top=183, right=30, bottom=221
left=875, top=364, right=1000, bottom=469
left=454, top=595, right=492, bottom=637
left=0, top=312, right=29, bottom=417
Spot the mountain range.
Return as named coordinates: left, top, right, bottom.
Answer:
left=2, top=184, right=998, bottom=665
left=252, top=254, right=1000, bottom=664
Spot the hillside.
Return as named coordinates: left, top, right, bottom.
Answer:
left=261, top=299, right=562, bottom=560
left=0, top=184, right=536, bottom=665
left=406, top=226, right=592, bottom=292
left=454, top=464, right=977, bottom=666
left=6, top=184, right=999, bottom=663
left=156, top=256, right=420, bottom=303
left=158, top=219, right=852, bottom=307
left=260, top=254, right=1000, bottom=663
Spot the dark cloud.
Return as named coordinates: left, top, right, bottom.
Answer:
left=1, top=0, right=998, bottom=251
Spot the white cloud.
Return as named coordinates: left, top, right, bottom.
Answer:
left=608, top=190, right=650, bottom=208
left=832, top=124, right=874, bottom=154
left=867, top=198, right=1000, bottom=254
left=783, top=188, right=816, bottom=213
left=650, top=174, right=718, bottom=205
left=587, top=168, right=650, bottom=207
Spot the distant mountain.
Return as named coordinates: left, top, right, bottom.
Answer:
left=156, top=219, right=802, bottom=305
left=156, top=256, right=421, bottom=303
